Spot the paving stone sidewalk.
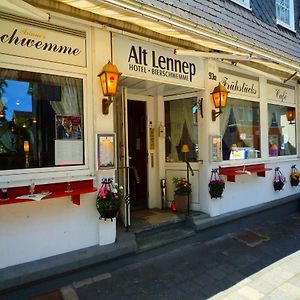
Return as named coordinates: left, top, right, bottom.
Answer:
left=210, top=250, right=300, bottom=299
left=71, top=212, right=300, bottom=300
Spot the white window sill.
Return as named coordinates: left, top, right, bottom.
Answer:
left=276, top=20, right=296, bottom=33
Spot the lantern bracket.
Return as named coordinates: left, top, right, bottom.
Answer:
left=102, top=97, right=113, bottom=115
left=212, top=109, right=222, bottom=121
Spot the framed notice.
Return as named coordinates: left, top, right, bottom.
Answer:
left=211, top=135, right=222, bottom=162
left=97, top=133, right=116, bottom=169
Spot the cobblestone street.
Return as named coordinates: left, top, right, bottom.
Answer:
left=63, top=213, right=300, bottom=299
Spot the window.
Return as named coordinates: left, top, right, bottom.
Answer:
left=230, top=0, right=251, bottom=9
left=276, top=0, right=295, bottom=30
left=220, top=98, right=260, bottom=161
left=268, top=104, right=296, bottom=157
left=164, top=97, right=198, bottom=162
left=0, top=68, right=84, bottom=171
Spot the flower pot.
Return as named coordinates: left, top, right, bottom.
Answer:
left=209, top=189, right=223, bottom=199
left=98, top=208, right=119, bottom=221
left=273, top=181, right=284, bottom=191
left=174, top=193, right=189, bottom=212
left=290, top=178, right=299, bottom=187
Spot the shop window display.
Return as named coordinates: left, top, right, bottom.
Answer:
left=0, top=68, right=84, bottom=170
left=164, top=97, right=199, bottom=162
left=221, top=98, right=260, bottom=161
left=268, top=104, right=296, bottom=157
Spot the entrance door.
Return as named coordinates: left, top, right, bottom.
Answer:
left=127, top=100, right=148, bottom=210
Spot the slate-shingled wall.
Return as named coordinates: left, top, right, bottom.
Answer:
left=135, top=0, right=300, bottom=63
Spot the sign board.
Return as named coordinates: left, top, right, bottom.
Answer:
left=0, top=19, right=86, bottom=67
left=267, top=80, right=295, bottom=104
left=113, top=35, right=204, bottom=88
left=219, top=68, right=259, bottom=98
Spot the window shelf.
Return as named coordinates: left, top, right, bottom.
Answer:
left=0, top=179, right=97, bottom=206
left=219, top=164, right=272, bottom=182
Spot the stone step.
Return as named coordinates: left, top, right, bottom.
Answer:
left=136, top=222, right=195, bottom=252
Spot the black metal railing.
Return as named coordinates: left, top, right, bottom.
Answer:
left=117, top=166, right=140, bottom=231
left=185, top=161, right=194, bottom=215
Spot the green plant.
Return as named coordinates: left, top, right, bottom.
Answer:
left=208, top=178, right=225, bottom=192
left=96, top=178, right=124, bottom=213
left=173, top=177, right=191, bottom=194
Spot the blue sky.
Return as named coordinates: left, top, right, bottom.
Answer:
left=3, top=80, right=32, bottom=120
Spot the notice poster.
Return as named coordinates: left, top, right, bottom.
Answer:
left=97, top=134, right=116, bottom=169
left=55, top=140, right=83, bottom=165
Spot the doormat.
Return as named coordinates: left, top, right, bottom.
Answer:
left=232, top=229, right=270, bottom=247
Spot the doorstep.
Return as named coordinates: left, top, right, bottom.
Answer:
left=0, top=229, right=137, bottom=293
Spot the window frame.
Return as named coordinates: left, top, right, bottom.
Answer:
left=267, top=102, right=297, bottom=158
left=163, top=92, right=200, bottom=163
left=220, top=97, right=261, bottom=162
left=230, top=0, right=251, bottom=10
left=276, top=0, right=295, bottom=31
left=0, top=61, right=92, bottom=186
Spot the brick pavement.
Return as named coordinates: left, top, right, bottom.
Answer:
left=70, top=212, right=300, bottom=300
left=210, top=250, right=300, bottom=299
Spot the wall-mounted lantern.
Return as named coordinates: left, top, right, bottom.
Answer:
left=286, top=107, right=296, bottom=124
left=98, top=60, right=122, bottom=115
left=211, top=83, right=229, bottom=121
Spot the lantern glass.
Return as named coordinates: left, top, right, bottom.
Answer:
left=211, top=83, right=228, bottom=109
left=100, top=72, right=108, bottom=95
left=99, top=61, right=121, bottom=97
left=286, top=107, right=295, bottom=123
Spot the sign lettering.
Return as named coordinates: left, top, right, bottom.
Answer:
left=114, top=35, right=204, bottom=88
left=0, top=19, right=86, bottom=67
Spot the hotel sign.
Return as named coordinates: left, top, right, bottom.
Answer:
left=0, top=19, right=86, bottom=67
left=113, top=35, right=204, bottom=88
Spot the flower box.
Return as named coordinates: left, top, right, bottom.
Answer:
left=174, top=192, right=188, bottom=212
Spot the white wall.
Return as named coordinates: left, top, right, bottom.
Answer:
left=0, top=17, right=113, bottom=268
left=0, top=193, right=98, bottom=268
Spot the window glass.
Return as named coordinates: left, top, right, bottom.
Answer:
left=0, top=68, right=84, bottom=170
left=268, top=104, right=296, bottom=157
left=165, top=97, right=198, bottom=162
left=221, top=98, right=260, bottom=161
left=276, top=0, right=294, bottom=29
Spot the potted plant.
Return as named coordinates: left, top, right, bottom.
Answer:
left=96, top=178, right=124, bottom=221
left=209, top=168, right=225, bottom=199
left=290, top=165, right=300, bottom=187
left=273, top=167, right=286, bottom=191
left=172, top=177, right=191, bottom=212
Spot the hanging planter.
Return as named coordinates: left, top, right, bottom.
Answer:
left=290, top=165, right=300, bottom=187
left=273, top=167, right=286, bottom=191
left=96, top=178, right=123, bottom=221
left=209, top=168, right=225, bottom=199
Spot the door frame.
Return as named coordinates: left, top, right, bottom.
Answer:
left=127, top=93, right=155, bottom=210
